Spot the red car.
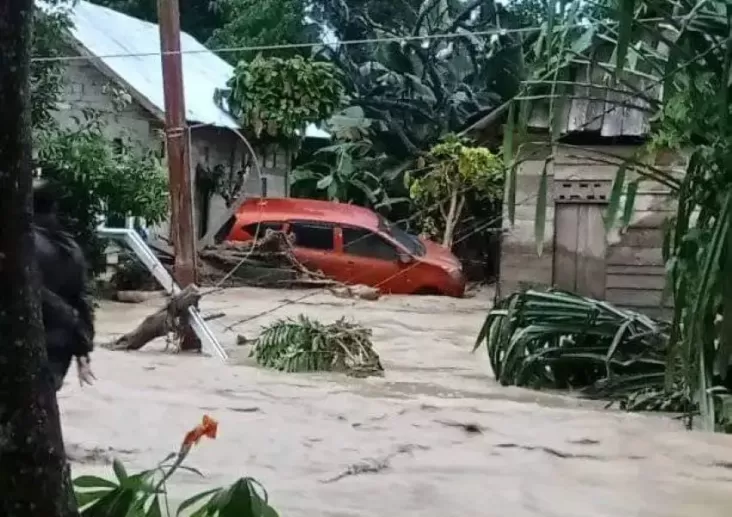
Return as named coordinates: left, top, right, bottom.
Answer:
left=223, top=197, right=466, bottom=297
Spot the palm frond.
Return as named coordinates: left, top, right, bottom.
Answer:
left=474, top=288, right=686, bottom=410
left=251, top=315, right=383, bottom=378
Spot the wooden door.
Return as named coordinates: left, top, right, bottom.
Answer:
left=553, top=180, right=610, bottom=299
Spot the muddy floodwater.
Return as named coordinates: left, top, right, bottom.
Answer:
left=60, top=287, right=732, bottom=516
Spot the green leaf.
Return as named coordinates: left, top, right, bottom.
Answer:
left=316, top=174, right=334, bottom=190
left=615, top=0, right=636, bottom=78
left=621, top=180, right=638, bottom=230
left=76, top=489, right=114, bottom=509
left=217, top=479, right=253, bottom=516
left=177, top=488, right=221, bottom=516
left=503, top=101, right=515, bottom=167
left=146, top=497, right=163, bottom=517
left=74, top=475, right=119, bottom=489
left=605, top=164, right=627, bottom=232
left=534, top=158, right=550, bottom=257
left=570, top=25, right=595, bottom=55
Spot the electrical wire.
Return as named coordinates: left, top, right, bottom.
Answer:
left=28, top=16, right=681, bottom=63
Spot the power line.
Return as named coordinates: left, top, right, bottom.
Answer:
left=29, top=16, right=676, bottom=63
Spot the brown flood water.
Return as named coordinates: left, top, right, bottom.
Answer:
left=60, top=287, right=732, bottom=516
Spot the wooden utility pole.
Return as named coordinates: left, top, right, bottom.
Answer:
left=0, top=0, right=78, bottom=514
left=157, top=0, right=200, bottom=350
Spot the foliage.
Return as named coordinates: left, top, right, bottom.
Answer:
left=36, top=111, right=169, bottom=272
left=207, top=0, right=318, bottom=63
left=251, top=315, right=383, bottom=377
left=32, top=5, right=72, bottom=131
left=314, top=0, right=528, bottom=159
left=215, top=55, right=344, bottom=144
left=74, top=415, right=281, bottom=516
left=290, top=139, right=409, bottom=211
left=474, top=288, right=690, bottom=413
left=407, top=134, right=502, bottom=247
left=500, top=0, right=732, bottom=431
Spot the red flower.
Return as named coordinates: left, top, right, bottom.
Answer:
left=182, top=415, right=218, bottom=448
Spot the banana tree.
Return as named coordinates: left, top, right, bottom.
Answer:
left=312, top=0, right=527, bottom=158
left=290, top=140, right=409, bottom=211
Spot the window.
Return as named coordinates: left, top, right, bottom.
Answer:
left=342, top=227, right=399, bottom=261
left=379, top=216, right=425, bottom=257
left=289, top=222, right=334, bottom=250
left=242, top=221, right=283, bottom=237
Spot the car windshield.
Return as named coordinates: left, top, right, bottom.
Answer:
left=378, top=216, right=425, bottom=257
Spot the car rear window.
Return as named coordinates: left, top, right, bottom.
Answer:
left=342, top=227, right=399, bottom=261
left=289, top=222, right=334, bottom=250
left=242, top=221, right=283, bottom=238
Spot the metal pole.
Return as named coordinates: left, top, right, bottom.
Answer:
left=157, top=0, right=200, bottom=350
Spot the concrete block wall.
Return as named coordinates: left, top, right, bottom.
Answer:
left=53, top=55, right=290, bottom=243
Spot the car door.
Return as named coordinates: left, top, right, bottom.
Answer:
left=287, top=221, right=340, bottom=279
left=340, top=226, right=406, bottom=291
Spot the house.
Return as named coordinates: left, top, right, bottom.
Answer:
left=472, top=64, right=684, bottom=318
left=49, top=0, right=330, bottom=238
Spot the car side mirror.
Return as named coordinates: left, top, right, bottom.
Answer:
left=398, top=252, right=412, bottom=264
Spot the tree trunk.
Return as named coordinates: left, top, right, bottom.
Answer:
left=442, top=187, right=460, bottom=248
left=0, top=2, right=79, bottom=516
left=109, top=284, right=201, bottom=351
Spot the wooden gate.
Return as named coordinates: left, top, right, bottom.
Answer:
left=552, top=179, right=612, bottom=299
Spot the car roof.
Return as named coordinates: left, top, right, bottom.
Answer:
left=237, top=197, right=380, bottom=230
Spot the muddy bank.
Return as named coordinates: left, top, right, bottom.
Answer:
left=60, top=287, right=732, bottom=516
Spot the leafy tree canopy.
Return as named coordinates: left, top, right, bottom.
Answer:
left=215, top=54, right=344, bottom=142
left=207, top=0, right=319, bottom=63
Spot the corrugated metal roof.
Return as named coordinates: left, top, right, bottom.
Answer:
left=526, top=63, right=658, bottom=137
left=53, top=0, right=328, bottom=138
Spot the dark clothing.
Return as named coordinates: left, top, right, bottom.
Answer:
left=33, top=223, right=95, bottom=391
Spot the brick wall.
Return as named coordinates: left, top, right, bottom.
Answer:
left=53, top=55, right=290, bottom=240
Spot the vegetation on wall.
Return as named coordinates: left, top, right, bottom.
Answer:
left=215, top=54, right=344, bottom=144
left=32, top=8, right=169, bottom=273
left=36, top=110, right=169, bottom=272
left=407, top=135, right=503, bottom=247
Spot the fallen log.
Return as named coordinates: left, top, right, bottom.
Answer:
left=108, top=284, right=201, bottom=351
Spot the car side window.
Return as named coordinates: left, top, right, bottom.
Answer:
left=242, top=221, right=283, bottom=237
left=342, top=227, right=399, bottom=261
left=289, top=221, right=334, bottom=250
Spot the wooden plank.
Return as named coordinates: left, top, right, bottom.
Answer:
left=606, top=274, right=666, bottom=290
left=576, top=204, right=607, bottom=299
left=553, top=204, right=579, bottom=291
left=613, top=227, right=666, bottom=248
left=554, top=164, right=620, bottom=181
left=626, top=210, right=675, bottom=229
left=607, top=246, right=664, bottom=266
left=606, top=288, right=673, bottom=308
left=502, top=219, right=555, bottom=246
left=606, top=265, right=666, bottom=276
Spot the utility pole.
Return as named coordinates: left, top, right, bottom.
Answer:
left=157, top=0, right=200, bottom=350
